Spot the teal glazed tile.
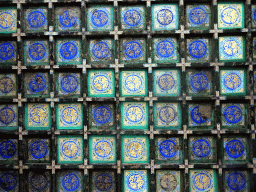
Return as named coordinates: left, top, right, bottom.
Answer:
left=219, top=36, right=245, bottom=62
left=55, top=6, right=81, bottom=32
left=120, top=70, right=148, bottom=97
left=152, top=4, right=179, bottom=31
left=27, top=138, right=50, bottom=163
left=28, top=171, right=51, bottom=192
left=156, top=170, right=181, bottom=192
left=88, top=38, right=115, bottom=65
left=121, top=135, right=149, bottom=164
left=123, top=170, right=148, bottom=192
left=24, top=7, right=48, bottom=33
left=153, top=102, right=182, bottom=129
left=0, top=139, right=18, bottom=163
left=91, top=171, right=116, bottom=192
left=223, top=137, right=248, bottom=164
left=221, top=103, right=247, bottom=129
left=155, top=137, right=182, bottom=164
left=0, top=8, right=17, bottom=33
left=224, top=170, right=249, bottom=192
left=0, top=105, right=18, bottom=131
left=218, top=3, right=244, bottom=29
left=89, top=103, right=115, bottom=130
left=24, top=72, right=49, bottom=98
left=88, top=69, right=115, bottom=97
left=24, top=103, right=51, bottom=130
left=252, top=5, right=256, bottom=28
left=186, top=69, right=213, bottom=96
left=220, top=69, right=246, bottom=96
left=89, top=135, right=116, bottom=164
left=24, top=40, right=49, bottom=66
left=188, top=136, right=216, bottom=163
left=189, top=169, right=217, bottom=192
left=0, top=171, right=19, bottom=192
left=56, top=103, right=83, bottom=130
left=57, top=135, right=83, bottom=164
left=120, top=38, right=146, bottom=64
left=55, top=72, right=81, bottom=97
left=0, top=74, right=17, bottom=98
left=56, top=39, right=82, bottom=65
left=186, top=38, right=210, bottom=63
left=0, top=41, right=17, bottom=65
left=186, top=5, right=211, bottom=30
left=153, top=69, right=181, bottom=97
left=152, top=38, right=179, bottom=64
left=120, top=6, right=146, bottom=30
left=57, top=170, right=83, bottom=192
left=188, top=103, right=214, bottom=129
left=121, top=102, right=148, bottom=130
left=87, top=5, right=114, bottom=32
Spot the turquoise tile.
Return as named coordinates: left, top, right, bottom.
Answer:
left=151, top=4, right=179, bottom=31
left=120, top=38, right=146, bottom=64
left=88, top=69, right=115, bottom=97
left=55, top=6, right=81, bottom=32
left=0, top=171, right=19, bottom=191
left=156, top=170, right=181, bottom=192
left=153, top=102, right=182, bottom=130
left=0, top=8, right=17, bottom=34
left=186, top=5, right=211, bottom=30
left=218, top=3, right=244, bottom=29
left=120, top=6, right=146, bottom=30
left=24, top=7, right=48, bottom=33
left=152, top=38, right=179, bottom=64
left=56, top=39, right=82, bottom=65
left=87, top=5, right=114, bottom=32
left=123, top=170, right=149, bottom=192
left=219, top=36, right=245, bottom=62
left=89, top=135, right=116, bottom=164
left=56, top=103, right=83, bottom=130
left=0, top=73, right=17, bottom=98
left=24, top=40, right=49, bottom=66
left=0, top=105, right=18, bottom=131
left=186, top=38, right=211, bottom=63
left=57, top=170, right=83, bottom=192
left=0, top=41, right=17, bottom=66
left=121, top=102, right=148, bottom=130
left=220, top=69, right=246, bottom=96
left=153, top=69, right=181, bottom=97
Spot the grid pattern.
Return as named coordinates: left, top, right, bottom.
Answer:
left=0, top=0, right=256, bottom=191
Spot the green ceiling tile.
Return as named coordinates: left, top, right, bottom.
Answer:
left=121, top=135, right=149, bottom=164
left=24, top=40, right=49, bottom=66
left=186, top=4, right=211, bottom=30
left=153, top=69, right=181, bottom=97
left=151, top=4, right=179, bottom=31
left=25, top=103, right=51, bottom=130
left=155, top=137, right=183, bottom=164
left=0, top=8, right=17, bottom=34
left=154, top=102, right=182, bottom=130
left=219, top=36, right=245, bottom=62
left=0, top=41, right=17, bottom=66
left=57, top=135, right=83, bottom=164
left=26, top=138, right=50, bottom=163
left=89, top=135, right=116, bottom=164
left=56, top=103, right=83, bottom=130
left=223, top=170, right=250, bottom=192
left=152, top=37, right=179, bottom=64
left=220, top=69, right=246, bottom=96
left=156, top=170, right=181, bottom=192
left=223, top=137, right=248, bottom=164
left=123, top=170, right=149, bottom=192
left=120, top=5, right=146, bottom=31
left=188, top=136, right=216, bottom=164
left=121, top=102, right=148, bottom=130
left=218, top=3, right=244, bottom=29
left=120, top=69, right=148, bottom=97
left=87, top=69, right=115, bottom=97
left=189, top=169, right=217, bottom=192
